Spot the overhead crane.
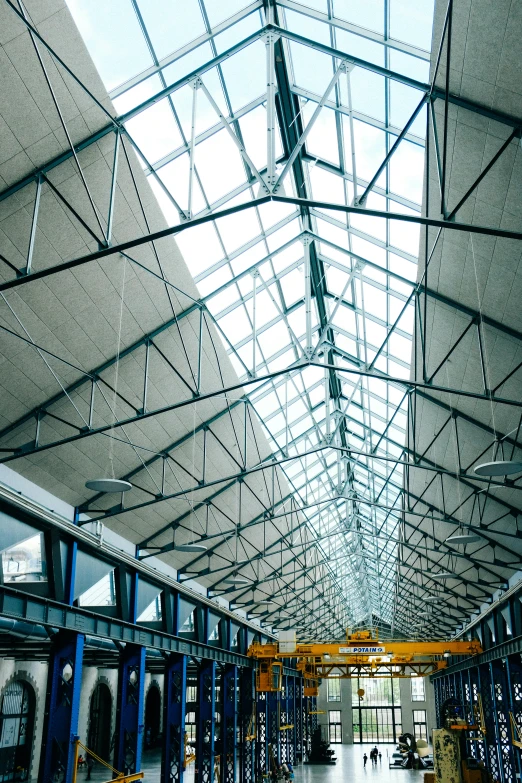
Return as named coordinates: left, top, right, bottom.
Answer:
left=248, top=630, right=481, bottom=696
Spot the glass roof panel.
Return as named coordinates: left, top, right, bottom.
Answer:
left=66, top=0, right=437, bottom=636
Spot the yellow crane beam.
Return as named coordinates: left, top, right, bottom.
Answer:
left=248, top=630, right=482, bottom=693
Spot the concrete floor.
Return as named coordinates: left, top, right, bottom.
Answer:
left=297, top=744, right=427, bottom=782
left=72, top=743, right=427, bottom=782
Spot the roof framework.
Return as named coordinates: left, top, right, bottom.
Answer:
left=0, top=0, right=521, bottom=639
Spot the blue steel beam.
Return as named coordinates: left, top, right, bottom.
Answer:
left=162, top=653, right=187, bottom=783
left=240, top=667, right=256, bottom=783
left=196, top=660, right=217, bottom=783
left=221, top=665, right=238, bottom=783
left=39, top=630, right=84, bottom=783
left=114, top=643, right=146, bottom=776
left=256, top=692, right=269, bottom=780
left=268, top=690, right=280, bottom=768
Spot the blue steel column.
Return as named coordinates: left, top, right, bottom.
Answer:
left=287, top=676, right=296, bottom=764
left=480, top=663, right=502, bottom=782
left=311, top=696, right=318, bottom=733
left=280, top=677, right=288, bottom=763
left=196, top=660, right=216, bottom=783
left=295, top=679, right=303, bottom=763
left=162, top=653, right=187, bottom=783
left=490, top=660, right=515, bottom=783
left=221, top=665, right=238, bottom=783
left=39, top=631, right=84, bottom=783
left=240, top=667, right=255, bottom=783
left=268, top=690, right=280, bottom=767
left=114, top=643, right=146, bottom=775
left=433, top=677, right=441, bottom=726
left=256, top=692, right=268, bottom=779
left=470, top=665, right=489, bottom=769
left=505, top=655, right=522, bottom=781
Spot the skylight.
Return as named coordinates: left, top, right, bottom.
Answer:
left=66, top=0, right=435, bottom=632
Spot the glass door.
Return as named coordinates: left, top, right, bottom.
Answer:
left=328, top=711, right=342, bottom=744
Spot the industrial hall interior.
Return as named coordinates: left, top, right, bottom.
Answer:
left=1, top=0, right=522, bottom=781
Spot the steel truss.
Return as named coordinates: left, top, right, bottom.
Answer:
left=0, top=494, right=305, bottom=782
left=432, top=579, right=522, bottom=783
left=0, top=0, right=521, bottom=640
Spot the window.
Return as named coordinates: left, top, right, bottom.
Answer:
left=0, top=680, right=35, bottom=781
left=413, top=709, right=427, bottom=741
left=352, top=677, right=402, bottom=744
left=138, top=595, right=162, bottom=622
left=78, top=571, right=116, bottom=607
left=1, top=533, right=47, bottom=584
left=328, top=710, right=342, bottom=744
left=180, top=611, right=195, bottom=633
left=186, top=685, right=197, bottom=703
left=327, top=678, right=341, bottom=702
left=411, top=677, right=426, bottom=702
left=185, top=711, right=196, bottom=743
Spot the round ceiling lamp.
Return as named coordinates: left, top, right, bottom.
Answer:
left=474, top=460, right=522, bottom=477
left=223, top=576, right=249, bottom=585
left=446, top=533, right=481, bottom=545
left=430, top=572, right=455, bottom=580
left=257, top=599, right=274, bottom=606
left=173, top=542, right=207, bottom=552
left=425, top=596, right=445, bottom=603
left=85, top=479, right=132, bottom=493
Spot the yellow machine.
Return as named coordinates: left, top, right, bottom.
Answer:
left=248, top=630, right=482, bottom=693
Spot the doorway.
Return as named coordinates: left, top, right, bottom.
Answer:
left=88, top=684, right=112, bottom=763
left=0, top=680, right=35, bottom=781
left=144, top=685, right=161, bottom=747
left=328, top=710, right=342, bottom=744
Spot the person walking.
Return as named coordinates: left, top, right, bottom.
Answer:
left=379, top=752, right=382, bottom=763
left=363, top=753, right=368, bottom=767
left=86, top=752, right=94, bottom=780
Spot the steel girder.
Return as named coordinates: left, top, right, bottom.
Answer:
left=39, top=630, right=84, bottom=783
left=114, top=643, right=146, bottom=775
left=0, top=0, right=509, bottom=644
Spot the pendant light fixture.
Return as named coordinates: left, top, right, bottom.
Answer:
left=446, top=532, right=481, bottom=545
left=223, top=575, right=249, bottom=585
left=85, top=478, right=132, bottom=493
left=172, top=527, right=207, bottom=553
left=474, top=460, right=522, bottom=477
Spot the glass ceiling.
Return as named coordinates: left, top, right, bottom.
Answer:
left=67, top=0, right=435, bottom=635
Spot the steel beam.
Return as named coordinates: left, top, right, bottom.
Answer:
left=162, top=653, right=187, bottom=783
left=196, top=660, right=217, bottom=783
left=114, top=643, right=146, bottom=775
left=221, top=665, right=238, bottom=783
left=39, top=630, right=84, bottom=783
left=240, top=667, right=256, bottom=783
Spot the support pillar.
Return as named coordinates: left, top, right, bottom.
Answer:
left=256, top=692, right=268, bottom=780
left=196, top=660, right=216, bottom=783
left=240, top=667, right=255, bottom=783
left=268, top=690, right=280, bottom=767
left=470, top=666, right=489, bottom=769
left=221, top=665, right=238, bottom=783
left=114, top=643, right=146, bottom=775
left=280, top=677, right=288, bottom=764
left=162, top=653, right=187, bottom=783
left=490, top=660, right=516, bottom=783
left=287, top=676, right=296, bottom=764
left=295, top=679, right=303, bottom=763
left=39, top=631, right=84, bottom=783
left=505, top=655, right=522, bottom=781
left=480, top=663, right=502, bottom=782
